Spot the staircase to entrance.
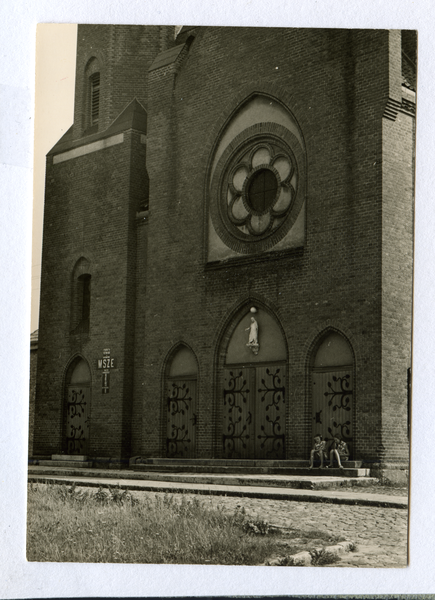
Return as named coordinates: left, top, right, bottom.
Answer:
left=126, top=458, right=375, bottom=489
left=30, top=456, right=376, bottom=491
left=129, top=457, right=370, bottom=477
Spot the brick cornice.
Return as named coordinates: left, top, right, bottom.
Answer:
left=383, top=97, right=402, bottom=122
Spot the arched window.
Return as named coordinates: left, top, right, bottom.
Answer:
left=90, top=72, right=100, bottom=126
left=71, top=258, right=91, bottom=335
left=207, top=94, right=306, bottom=260
left=84, top=58, right=101, bottom=133
left=77, top=273, right=91, bottom=332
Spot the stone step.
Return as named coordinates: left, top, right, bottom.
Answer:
left=34, top=459, right=368, bottom=476
left=39, top=460, right=93, bottom=468
left=130, top=457, right=364, bottom=469
left=130, top=464, right=371, bottom=477
left=51, top=454, right=88, bottom=462
left=28, top=465, right=377, bottom=490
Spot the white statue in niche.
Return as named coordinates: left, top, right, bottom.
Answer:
left=245, top=316, right=259, bottom=355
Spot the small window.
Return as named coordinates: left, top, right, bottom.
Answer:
left=79, top=274, right=91, bottom=331
left=90, top=73, right=100, bottom=125
left=71, top=270, right=91, bottom=335
left=84, top=58, right=100, bottom=133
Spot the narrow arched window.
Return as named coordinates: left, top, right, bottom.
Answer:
left=78, top=274, right=91, bottom=332
left=71, top=258, right=91, bottom=336
left=90, top=72, right=100, bottom=125
left=84, top=57, right=101, bottom=133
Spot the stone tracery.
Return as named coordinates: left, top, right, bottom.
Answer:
left=227, top=143, right=296, bottom=237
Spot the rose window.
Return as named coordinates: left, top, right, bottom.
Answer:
left=226, top=143, right=297, bottom=238
left=209, top=124, right=305, bottom=255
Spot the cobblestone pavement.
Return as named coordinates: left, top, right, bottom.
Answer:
left=349, top=485, right=409, bottom=498
left=132, top=490, right=408, bottom=568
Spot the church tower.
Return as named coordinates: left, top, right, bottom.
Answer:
left=34, top=25, right=175, bottom=463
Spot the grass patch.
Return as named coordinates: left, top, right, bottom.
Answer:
left=26, top=483, right=348, bottom=565
left=27, top=483, right=278, bottom=564
left=274, top=555, right=306, bottom=566
left=309, top=548, right=341, bottom=566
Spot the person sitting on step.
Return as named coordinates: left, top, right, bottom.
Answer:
left=326, top=435, right=349, bottom=469
left=309, top=434, right=326, bottom=469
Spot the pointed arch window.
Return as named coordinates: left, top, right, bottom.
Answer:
left=208, top=111, right=307, bottom=256
left=84, top=57, right=101, bottom=133
left=71, top=258, right=92, bottom=336
left=78, top=274, right=91, bottom=332
left=90, top=72, right=100, bottom=125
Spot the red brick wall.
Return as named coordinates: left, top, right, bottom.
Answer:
left=34, top=133, right=134, bottom=457
left=34, top=27, right=414, bottom=465
left=131, top=209, right=148, bottom=456
left=380, top=35, right=414, bottom=462
left=143, top=28, right=413, bottom=463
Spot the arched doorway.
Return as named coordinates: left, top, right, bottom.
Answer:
left=64, top=357, right=91, bottom=455
left=165, top=345, right=198, bottom=458
left=221, top=307, right=287, bottom=459
left=310, top=331, right=354, bottom=455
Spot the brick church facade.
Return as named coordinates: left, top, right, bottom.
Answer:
left=32, top=26, right=416, bottom=479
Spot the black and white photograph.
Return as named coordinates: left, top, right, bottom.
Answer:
left=27, top=23, right=413, bottom=568
left=2, top=0, right=435, bottom=597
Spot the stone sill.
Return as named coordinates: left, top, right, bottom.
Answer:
left=205, top=247, right=304, bottom=271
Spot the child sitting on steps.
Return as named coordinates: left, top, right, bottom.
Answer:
left=326, top=435, right=349, bottom=469
left=309, top=434, right=326, bottom=469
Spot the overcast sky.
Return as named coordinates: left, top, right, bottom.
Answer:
left=32, top=24, right=77, bottom=332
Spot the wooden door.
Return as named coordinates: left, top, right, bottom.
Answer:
left=66, top=386, right=90, bottom=454
left=223, top=368, right=254, bottom=458
left=166, top=379, right=197, bottom=458
left=255, top=365, right=286, bottom=459
left=312, top=369, right=353, bottom=452
left=223, top=364, right=286, bottom=459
